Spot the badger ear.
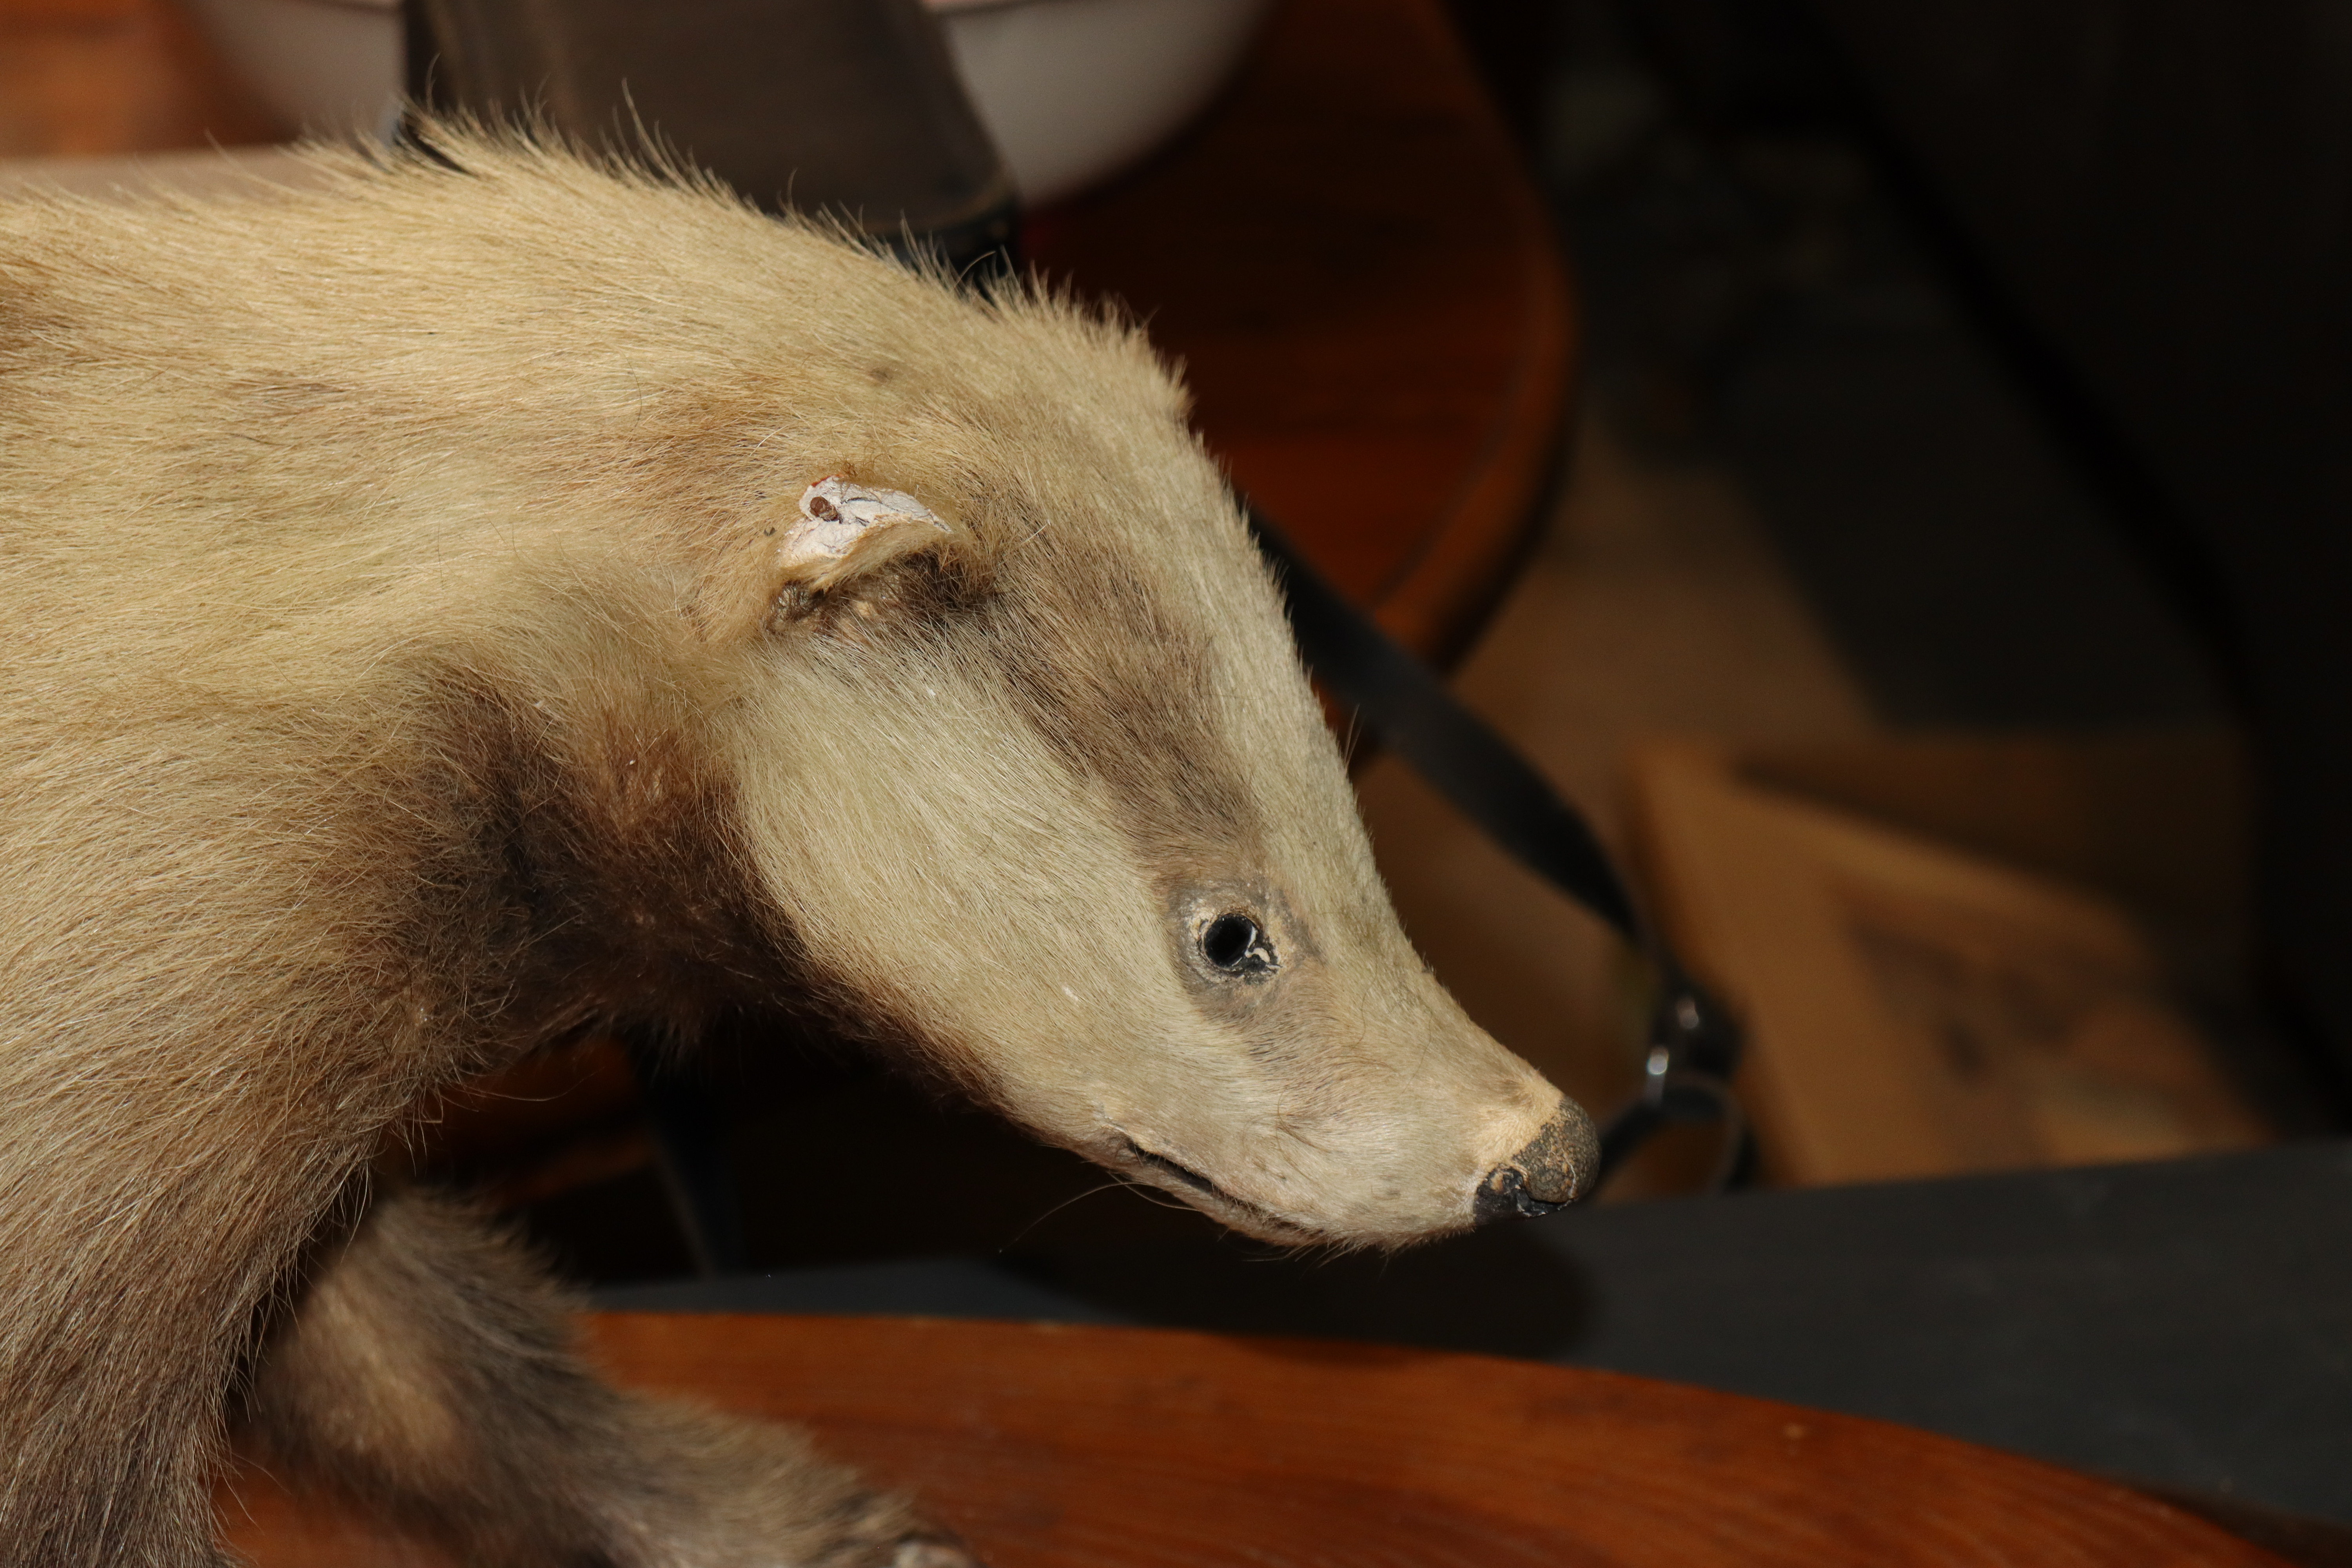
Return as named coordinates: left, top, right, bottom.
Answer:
left=777, top=476, right=955, bottom=593
left=699, top=475, right=971, bottom=643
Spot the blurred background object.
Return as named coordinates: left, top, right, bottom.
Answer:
left=218, top=1310, right=2299, bottom=1568
left=0, top=0, right=278, bottom=155
left=401, top=0, right=1018, bottom=270
left=181, top=0, right=398, bottom=137
left=172, top=0, right=1274, bottom=209
left=926, top=0, right=1272, bottom=205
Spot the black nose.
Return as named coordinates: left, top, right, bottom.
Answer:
left=1473, top=1104, right=1600, bottom=1223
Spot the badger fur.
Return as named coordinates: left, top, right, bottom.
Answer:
left=0, top=132, right=1596, bottom=1566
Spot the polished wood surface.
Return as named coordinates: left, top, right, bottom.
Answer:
left=218, top=1313, right=2285, bottom=1566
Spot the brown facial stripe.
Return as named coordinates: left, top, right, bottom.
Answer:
left=981, top=538, right=1267, bottom=872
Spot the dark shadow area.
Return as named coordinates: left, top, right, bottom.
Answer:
left=512, top=1043, right=1227, bottom=1286
left=1545, top=0, right=2225, bottom=731
left=604, top=1141, right=2352, bottom=1532
left=997, top=1224, right=1590, bottom=1359
left=524, top=1163, right=698, bottom=1285
left=595, top=1224, right=1591, bottom=1363
left=722, top=1071, right=1225, bottom=1268
left=1546, top=0, right=2352, bottom=1118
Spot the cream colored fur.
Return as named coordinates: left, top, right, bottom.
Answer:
left=0, top=131, right=1592, bottom=1564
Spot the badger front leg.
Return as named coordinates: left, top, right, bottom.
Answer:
left=239, top=1187, right=978, bottom=1567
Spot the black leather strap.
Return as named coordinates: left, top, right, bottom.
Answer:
left=1246, top=507, right=1752, bottom=1191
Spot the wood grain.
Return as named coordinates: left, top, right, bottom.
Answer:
left=218, top=1313, right=2288, bottom=1567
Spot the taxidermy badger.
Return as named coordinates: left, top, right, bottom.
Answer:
left=0, top=132, right=1596, bottom=1566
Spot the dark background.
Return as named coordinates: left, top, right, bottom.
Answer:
left=1450, top=0, right=2352, bottom=1121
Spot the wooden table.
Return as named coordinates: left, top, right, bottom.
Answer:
left=218, top=1314, right=2287, bottom=1566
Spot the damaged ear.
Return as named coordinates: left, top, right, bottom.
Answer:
left=694, top=475, right=984, bottom=642
left=776, top=475, right=950, bottom=592
left=734, top=475, right=983, bottom=635
left=777, top=477, right=953, bottom=595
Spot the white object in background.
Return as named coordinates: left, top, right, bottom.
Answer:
left=929, top=0, right=1270, bottom=205
left=177, top=0, right=1271, bottom=207
left=181, top=0, right=403, bottom=140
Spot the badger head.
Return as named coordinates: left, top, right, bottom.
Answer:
left=350, top=142, right=1612, bottom=1249
left=661, top=281, right=1596, bottom=1251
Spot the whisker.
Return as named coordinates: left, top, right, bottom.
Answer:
left=1121, top=1183, right=1198, bottom=1215
left=996, top=1180, right=1130, bottom=1251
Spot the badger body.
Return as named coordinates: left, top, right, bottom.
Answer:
left=0, top=136, right=1595, bottom=1566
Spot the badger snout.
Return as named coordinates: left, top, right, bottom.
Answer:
left=1472, top=1102, right=1601, bottom=1224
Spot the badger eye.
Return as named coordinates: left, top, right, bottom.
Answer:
left=1201, top=913, right=1275, bottom=975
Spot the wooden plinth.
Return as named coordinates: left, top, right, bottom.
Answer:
left=219, top=1313, right=2285, bottom=1567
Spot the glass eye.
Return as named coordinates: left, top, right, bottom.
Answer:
left=1201, top=913, right=1275, bottom=975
